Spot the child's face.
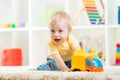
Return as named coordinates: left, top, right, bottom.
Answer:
left=50, top=24, right=70, bottom=45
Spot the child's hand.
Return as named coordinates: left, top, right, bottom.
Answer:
left=63, top=68, right=70, bottom=72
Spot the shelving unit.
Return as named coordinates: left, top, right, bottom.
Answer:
left=0, top=0, right=120, bottom=70
left=0, top=0, right=29, bottom=68
left=107, top=27, right=120, bottom=66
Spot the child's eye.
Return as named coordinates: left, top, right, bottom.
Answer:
left=59, top=30, right=63, bottom=33
left=51, top=30, right=55, bottom=33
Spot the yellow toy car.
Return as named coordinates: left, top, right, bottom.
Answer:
left=70, top=50, right=103, bottom=72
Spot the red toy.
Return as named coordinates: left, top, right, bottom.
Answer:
left=1, top=48, right=22, bottom=66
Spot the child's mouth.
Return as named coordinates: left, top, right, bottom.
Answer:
left=54, top=39, right=61, bottom=43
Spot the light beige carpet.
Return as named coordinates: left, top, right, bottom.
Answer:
left=0, top=68, right=120, bottom=80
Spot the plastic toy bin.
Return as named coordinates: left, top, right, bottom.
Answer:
left=1, top=48, right=22, bottom=66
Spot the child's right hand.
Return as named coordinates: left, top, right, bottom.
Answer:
left=63, top=68, right=70, bottom=72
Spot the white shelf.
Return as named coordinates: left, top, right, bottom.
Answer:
left=0, top=28, right=29, bottom=32
left=73, top=25, right=106, bottom=29
left=0, top=0, right=120, bottom=69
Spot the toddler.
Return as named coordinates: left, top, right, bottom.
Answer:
left=37, top=11, right=80, bottom=72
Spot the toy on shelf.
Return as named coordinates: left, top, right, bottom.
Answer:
left=83, top=0, right=105, bottom=25
left=98, top=51, right=103, bottom=59
left=116, top=43, right=120, bottom=64
left=73, top=0, right=105, bottom=25
left=4, top=24, right=10, bottom=28
left=118, top=6, right=120, bottom=24
left=79, top=42, right=83, bottom=49
left=19, top=22, right=25, bottom=28
left=1, top=48, right=22, bottom=66
left=4, top=22, right=26, bottom=28
left=10, top=24, right=16, bottom=28
left=70, top=49, right=103, bottom=72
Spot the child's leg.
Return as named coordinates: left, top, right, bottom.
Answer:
left=37, top=58, right=60, bottom=71
left=37, top=62, right=51, bottom=70
left=47, top=58, right=60, bottom=70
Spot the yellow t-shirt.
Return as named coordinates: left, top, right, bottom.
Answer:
left=48, top=35, right=79, bottom=61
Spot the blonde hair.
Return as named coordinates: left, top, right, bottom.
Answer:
left=49, top=11, right=72, bottom=32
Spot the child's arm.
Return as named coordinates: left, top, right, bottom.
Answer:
left=69, top=35, right=80, bottom=51
left=73, top=45, right=80, bottom=51
left=49, top=53, right=69, bottom=72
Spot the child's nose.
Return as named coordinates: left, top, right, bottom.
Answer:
left=54, top=32, right=59, bottom=36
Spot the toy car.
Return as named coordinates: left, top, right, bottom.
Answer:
left=70, top=50, right=103, bottom=72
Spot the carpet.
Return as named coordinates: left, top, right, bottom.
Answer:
left=0, top=68, right=120, bottom=80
